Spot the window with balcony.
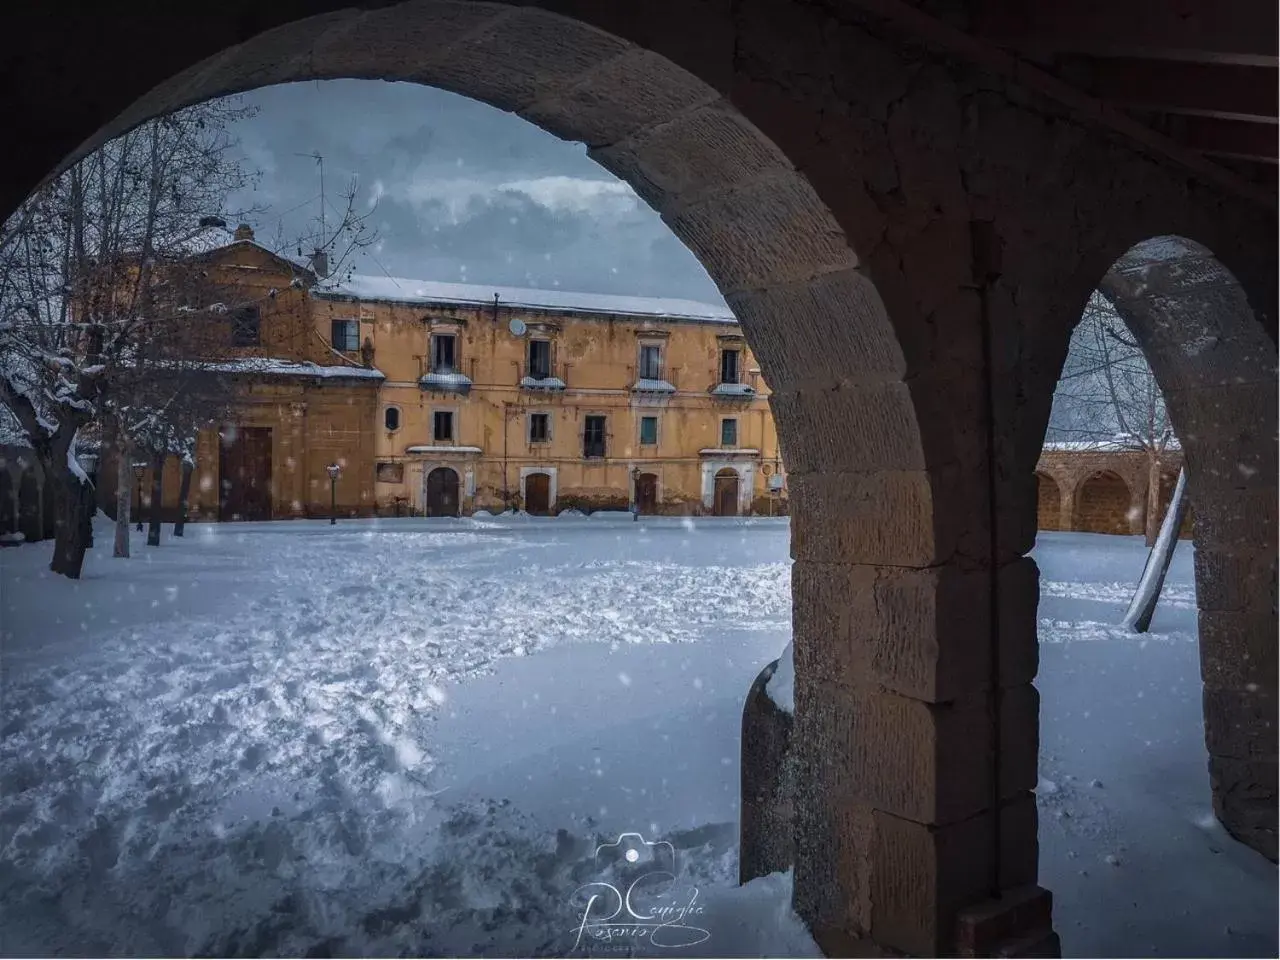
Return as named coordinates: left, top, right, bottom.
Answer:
left=231, top=306, right=261, bottom=347
left=583, top=415, right=607, bottom=458
left=719, top=348, right=740, bottom=384
left=640, top=416, right=658, bottom=446
left=331, top=318, right=360, bottom=352
left=529, top=412, right=550, bottom=443
left=528, top=339, right=552, bottom=380
left=639, top=344, right=663, bottom=380
left=433, top=410, right=454, bottom=443
left=431, top=333, right=457, bottom=373
left=721, top=418, right=738, bottom=447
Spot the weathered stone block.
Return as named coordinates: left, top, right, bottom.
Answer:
left=791, top=558, right=1038, bottom=703
left=1193, top=548, right=1277, bottom=614
left=1198, top=609, right=1278, bottom=688
left=1203, top=685, right=1277, bottom=761
left=769, top=384, right=926, bottom=474
left=789, top=470, right=943, bottom=567
left=955, top=884, right=1054, bottom=958
left=1209, top=756, right=1278, bottom=862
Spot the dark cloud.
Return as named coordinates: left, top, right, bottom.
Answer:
left=226, top=80, right=722, bottom=303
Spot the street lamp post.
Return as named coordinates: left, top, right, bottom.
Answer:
left=326, top=463, right=342, bottom=525
left=133, top=463, right=146, bottom=531
left=630, top=466, right=641, bottom=522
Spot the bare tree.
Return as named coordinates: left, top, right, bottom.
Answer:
left=1047, top=291, right=1176, bottom=546
left=0, top=98, right=260, bottom=577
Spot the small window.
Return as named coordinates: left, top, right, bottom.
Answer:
left=384, top=407, right=400, bottom=432
left=433, top=410, right=454, bottom=443
left=431, top=334, right=457, bottom=373
left=376, top=461, right=404, bottom=483
left=721, top=418, right=738, bottom=447
left=584, top=415, right=607, bottom=458
left=529, top=412, right=550, bottom=443
left=639, top=344, right=662, bottom=380
left=639, top=416, right=658, bottom=446
left=231, top=306, right=261, bottom=347
left=331, top=318, right=360, bottom=352
left=528, top=339, right=552, bottom=380
left=719, top=348, right=740, bottom=384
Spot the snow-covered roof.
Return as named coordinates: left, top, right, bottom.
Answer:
left=1042, top=439, right=1182, bottom=452
left=314, top=274, right=736, bottom=324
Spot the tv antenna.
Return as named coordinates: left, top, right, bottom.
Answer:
left=294, top=151, right=326, bottom=249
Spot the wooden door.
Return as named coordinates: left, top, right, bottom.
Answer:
left=525, top=472, right=551, bottom=515
left=219, top=426, right=273, bottom=521
left=713, top=469, right=739, bottom=517
left=426, top=467, right=460, bottom=517
left=636, top=473, right=658, bottom=514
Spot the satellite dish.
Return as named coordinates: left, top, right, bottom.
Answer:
left=508, top=318, right=527, bottom=336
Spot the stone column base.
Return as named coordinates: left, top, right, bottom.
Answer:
left=955, top=886, right=1060, bottom=958
left=739, top=657, right=796, bottom=884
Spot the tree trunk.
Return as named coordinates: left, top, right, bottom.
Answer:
left=114, top=445, right=132, bottom=558
left=49, top=470, right=94, bottom=579
left=1144, top=452, right=1162, bottom=546
left=147, top=450, right=164, bottom=547
left=174, top=459, right=194, bottom=537
left=1122, top=467, right=1190, bottom=633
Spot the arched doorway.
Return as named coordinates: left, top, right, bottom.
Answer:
left=1035, top=472, right=1061, bottom=531
left=524, top=472, right=551, bottom=516
left=1074, top=470, right=1132, bottom=535
left=425, top=467, right=460, bottom=518
left=712, top=468, right=739, bottom=517
left=635, top=472, right=658, bottom=514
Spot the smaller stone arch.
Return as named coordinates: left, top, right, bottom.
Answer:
left=1074, top=470, right=1134, bottom=535
left=713, top=467, right=740, bottom=517
left=1035, top=472, right=1062, bottom=532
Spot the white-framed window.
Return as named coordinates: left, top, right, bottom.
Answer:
left=528, top=339, right=552, bottom=379
left=639, top=343, right=663, bottom=380
left=719, top=348, right=740, bottom=384
left=430, top=333, right=458, bottom=373
left=529, top=411, right=551, bottom=444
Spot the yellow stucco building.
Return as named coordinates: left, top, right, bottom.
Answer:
left=132, top=230, right=788, bottom=520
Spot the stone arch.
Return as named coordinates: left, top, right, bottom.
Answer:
left=1092, top=236, right=1278, bottom=859
left=1073, top=470, right=1133, bottom=536
left=1034, top=472, right=1062, bottom=532
left=9, top=2, right=1280, bottom=953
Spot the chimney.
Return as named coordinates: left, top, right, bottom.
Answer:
left=233, top=223, right=254, bottom=242
left=309, top=249, right=330, bottom=279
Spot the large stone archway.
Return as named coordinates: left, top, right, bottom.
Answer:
left=5, top=2, right=1277, bottom=955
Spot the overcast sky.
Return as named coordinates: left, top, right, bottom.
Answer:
left=225, top=80, right=724, bottom=304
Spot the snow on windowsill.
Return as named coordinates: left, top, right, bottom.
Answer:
left=405, top=445, right=483, bottom=455
left=519, top=376, right=566, bottom=391
left=420, top=372, right=474, bottom=392
left=699, top=448, right=760, bottom=457
left=711, top=383, right=756, bottom=397
left=631, top=378, right=676, bottom=393
left=202, top=358, right=385, bottom=380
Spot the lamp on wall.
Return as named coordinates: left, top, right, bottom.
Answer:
left=326, top=463, right=342, bottom=525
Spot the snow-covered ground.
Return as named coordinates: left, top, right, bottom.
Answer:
left=0, top=518, right=1274, bottom=957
